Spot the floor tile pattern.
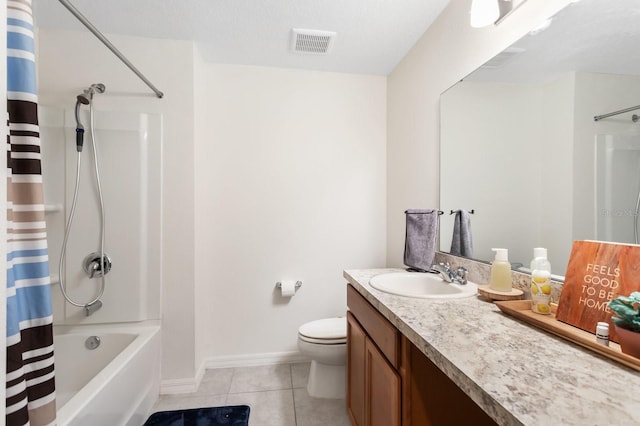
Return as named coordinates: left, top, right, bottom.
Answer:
left=151, top=362, right=351, bottom=426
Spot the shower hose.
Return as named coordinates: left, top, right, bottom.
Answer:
left=58, top=102, right=107, bottom=311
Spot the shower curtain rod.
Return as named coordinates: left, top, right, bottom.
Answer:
left=593, top=104, right=640, bottom=121
left=57, top=0, right=164, bottom=98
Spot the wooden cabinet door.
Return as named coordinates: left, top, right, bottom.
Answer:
left=365, top=337, right=401, bottom=426
left=347, top=312, right=366, bottom=426
left=405, top=341, right=497, bottom=426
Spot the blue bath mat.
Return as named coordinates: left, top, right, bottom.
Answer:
left=144, top=405, right=250, bottom=426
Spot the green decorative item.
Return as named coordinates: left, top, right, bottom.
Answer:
left=608, top=292, right=640, bottom=359
left=608, top=292, right=640, bottom=332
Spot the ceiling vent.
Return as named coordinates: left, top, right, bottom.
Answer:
left=481, top=47, right=525, bottom=68
left=291, top=29, right=336, bottom=55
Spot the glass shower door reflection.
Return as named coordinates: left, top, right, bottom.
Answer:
left=595, top=134, right=640, bottom=244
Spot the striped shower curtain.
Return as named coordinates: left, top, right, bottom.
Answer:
left=6, top=1, right=57, bottom=425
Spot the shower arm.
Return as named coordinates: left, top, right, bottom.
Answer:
left=57, top=0, right=164, bottom=99
left=594, top=104, right=640, bottom=122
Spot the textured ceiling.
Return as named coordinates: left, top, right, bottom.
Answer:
left=466, top=0, right=640, bottom=84
left=32, top=0, right=450, bottom=75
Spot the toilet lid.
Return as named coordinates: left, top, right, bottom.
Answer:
left=298, top=317, right=346, bottom=341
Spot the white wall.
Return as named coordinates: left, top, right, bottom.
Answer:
left=387, top=0, right=573, bottom=267
left=193, top=46, right=209, bottom=377
left=194, top=64, right=387, bottom=363
left=36, top=30, right=196, bottom=382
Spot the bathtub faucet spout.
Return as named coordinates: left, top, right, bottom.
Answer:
left=85, top=300, right=103, bottom=316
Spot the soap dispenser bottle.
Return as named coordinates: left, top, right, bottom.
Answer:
left=530, top=247, right=552, bottom=315
left=490, top=248, right=512, bottom=292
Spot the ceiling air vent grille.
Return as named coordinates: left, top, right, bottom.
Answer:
left=291, top=29, right=336, bottom=55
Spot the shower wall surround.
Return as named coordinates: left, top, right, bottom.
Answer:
left=37, top=30, right=197, bottom=382
left=40, top=107, right=162, bottom=324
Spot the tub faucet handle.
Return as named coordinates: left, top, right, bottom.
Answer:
left=82, top=252, right=112, bottom=279
left=88, top=261, right=100, bottom=278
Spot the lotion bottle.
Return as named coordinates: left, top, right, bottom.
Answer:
left=530, top=247, right=552, bottom=315
left=490, top=248, right=512, bottom=292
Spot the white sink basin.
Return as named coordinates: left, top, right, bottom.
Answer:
left=369, top=272, right=477, bottom=299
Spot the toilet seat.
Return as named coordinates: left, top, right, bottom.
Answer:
left=298, top=317, right=346, bottom=345
left=298, top=335, right=346, bottom=344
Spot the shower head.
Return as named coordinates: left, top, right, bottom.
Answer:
left=77, top=83, right=106, bottom=105
left=74, top=83, right=106, bottom=152
left=76, top=93, right=90, bottom=105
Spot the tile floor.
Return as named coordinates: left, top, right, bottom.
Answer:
left=150, top=362, right=351, bottom=426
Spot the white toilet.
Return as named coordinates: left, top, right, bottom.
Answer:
left=297, top=317, right=347, bottom=399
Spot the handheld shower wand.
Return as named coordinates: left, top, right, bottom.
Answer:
left=74, top=83, right=105, bottom=152
left=74, top=96, right=87, bottom=152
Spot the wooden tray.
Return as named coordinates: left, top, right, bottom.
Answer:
left=477, top=284, right=524, bottom=301
left=495, top=300, right=640, bottom=371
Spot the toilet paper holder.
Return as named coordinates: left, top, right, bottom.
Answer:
left=276, top=281, right=302, bottom=291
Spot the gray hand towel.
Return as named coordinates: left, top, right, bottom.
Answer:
left=404, top=209, right=439, bottom=272
left=450, top=209, right=473, bottom=257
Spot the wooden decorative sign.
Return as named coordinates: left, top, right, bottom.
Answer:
left=555, top=240, right=640, bottom=343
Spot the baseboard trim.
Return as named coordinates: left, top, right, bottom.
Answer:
left=160, top=351, right=309, bottom=395
left=159, top=377, right=200, bottom=395
left=204, top=351, right=309, bottom=369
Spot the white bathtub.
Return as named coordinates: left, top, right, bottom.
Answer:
left=53, top=321, right=161, bottom=426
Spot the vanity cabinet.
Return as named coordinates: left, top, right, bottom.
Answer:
left=347, top=284, right=497, bottom=426
left=347, top=286, right=401, bottom=426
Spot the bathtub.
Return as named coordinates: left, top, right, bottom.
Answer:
left=53, top=321, right=161, bottom=426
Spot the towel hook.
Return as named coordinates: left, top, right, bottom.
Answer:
left=450, top=209, right=475, bottom=215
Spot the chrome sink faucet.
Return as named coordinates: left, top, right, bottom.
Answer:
left=431, top=262, right=468, bottom=285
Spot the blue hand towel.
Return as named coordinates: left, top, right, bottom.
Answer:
left=404, top=209, right=439, bottom=272
left=450, top=209, right=473, bottom=257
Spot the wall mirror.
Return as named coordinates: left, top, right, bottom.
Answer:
left=439, top=0, right=640, bottom=279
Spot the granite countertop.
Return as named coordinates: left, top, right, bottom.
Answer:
left=344, top=268, right=640, bottom=426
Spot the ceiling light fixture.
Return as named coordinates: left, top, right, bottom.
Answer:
left=470, top=0, right=500, bottom=28
left=470, top=0, right=529, bottom=28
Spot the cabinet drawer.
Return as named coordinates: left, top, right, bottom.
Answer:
left=347, top=284, right=400, bottom=368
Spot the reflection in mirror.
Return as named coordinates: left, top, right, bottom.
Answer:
left=439, top=0, right=640, bottom=279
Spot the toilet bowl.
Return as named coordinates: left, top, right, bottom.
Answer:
left=297, top=317, right=347, bottom=399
